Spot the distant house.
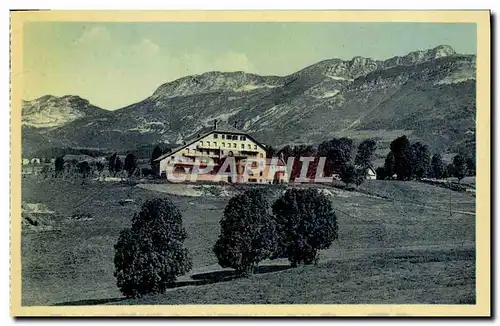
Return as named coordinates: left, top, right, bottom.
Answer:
left=366, top=165, right=377, bottom=180
left=30, top=158, right=41, bottom=164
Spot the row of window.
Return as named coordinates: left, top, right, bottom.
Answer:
left=199, top=141, right=257, bottom=150
left=213, top=133, right=246, bottom=141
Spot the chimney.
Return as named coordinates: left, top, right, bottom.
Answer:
left=214, top=119, right=218, bottom=130
left=233, top=120, right=238, bottom=128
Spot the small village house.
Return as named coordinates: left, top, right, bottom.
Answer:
left=366, top=164, right=377, bottom=180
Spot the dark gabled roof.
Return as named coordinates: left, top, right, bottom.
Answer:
left=154, top=122, right=267, bottom=162
left=367, top=163, right=376, bottom=173
left=353, top=162, right=377, bottom=173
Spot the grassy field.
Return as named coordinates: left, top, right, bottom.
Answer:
left=20, top=177, right=475, bottom=306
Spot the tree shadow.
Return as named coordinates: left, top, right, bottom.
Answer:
left=255, top=264, right=292, bottom=274
left=53, top=264, right=293, bottom=306
left=190, top=264, right=292, bottom=283
left=52, top=297, right=125, bottom=306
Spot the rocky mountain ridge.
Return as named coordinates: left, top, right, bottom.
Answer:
left=22, top=45, right=476, bottom=158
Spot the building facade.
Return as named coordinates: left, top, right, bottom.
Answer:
left=154, top=121, right=287, bottom=183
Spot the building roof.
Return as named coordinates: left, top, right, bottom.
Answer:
left=154, top=121, right=267, bottom=162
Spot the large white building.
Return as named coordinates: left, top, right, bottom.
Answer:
left=154, top=121, right=287, bottom=183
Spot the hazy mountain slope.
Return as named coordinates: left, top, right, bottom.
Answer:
left=21, top=45, right=476, bottom=157
left=22, top=95, right=105, bottom=128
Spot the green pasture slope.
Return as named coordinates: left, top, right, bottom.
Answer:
left=21, top=178, right=475, bottom=306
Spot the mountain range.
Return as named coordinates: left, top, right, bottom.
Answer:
left=22, top=45, right=476, bottom=158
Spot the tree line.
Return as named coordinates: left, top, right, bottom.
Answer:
left=266, top=137, right=377, bottom=187
left=113, top=188, right=337, bottom=298
left=376, top=135, right=475, bottom=183
left=49, top=152, right=146, bottom=183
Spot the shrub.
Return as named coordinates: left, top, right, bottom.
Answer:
left=213, top=189, right=276, bottom=277
left=272, top=188, right=338, bottom=266
left=114, top=198, right=192, bottom=298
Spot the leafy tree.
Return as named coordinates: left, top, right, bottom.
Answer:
left=317, top=138, right=354, bottom=176
left=77, top=161, right=91, bottom=185
left=115, top=156, right=123, bottom=177
left=77, top=161, right=91, bottom=177
left=213, top=189, right=276, bottom=276
left=376, top=166, right=387, bottom=180
left=452, top=155, right=468, bottom=183
left=114, top=198, right=192, bottom=298
left=272, top=188, right=338, bottom=266
left=124, top=153, right=138, bottom=177
left=355, top=167, right=367, bottom=187
left=277, top=145, right=294, bottom=162
left=282, top=145, right=318, bottom=181
left=446, top=163, right=455, bottom=179
left=265, top=145, right=277, bottom=158
left=339, top=164, right=357, bottom=188
left=390, top=135, right=411, bottom=180
left=340, top=164, right=367, bottom=188
left=54, top=156, right=65, bottom=178
left=466, top=157, right=475, bottom=176
left=430, top=154, right=446, bottom=179
left=151, top=145, right=170, bottom=173
left=409, top=142, right=431, bottom=180
left=354, top=138, right=377, bottom=168
left=383, top=151, right=395, bottom=179
left=293, top=145, right=318, bottom=180
left=108, top=153, right=118, bottom=176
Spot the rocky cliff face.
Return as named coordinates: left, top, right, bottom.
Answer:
left=22, top=45, right=476, bottom=157
left=151, top=71, right=284, bottom=98
left=22, top=95, right=105, bottom=128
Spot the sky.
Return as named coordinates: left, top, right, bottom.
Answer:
left=22, top=22, right=477, bottom=110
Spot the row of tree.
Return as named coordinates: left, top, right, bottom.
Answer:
left=376, top=135, right=475, bottom=182
left=265, top=138, right=377, bottom=182
left=108, top=153, right=139, bottom=177
left=51, top=153, right=141, bottom=181
left=113, top=188, right=338, bottom=298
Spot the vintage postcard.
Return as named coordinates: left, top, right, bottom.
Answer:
left=10, top=10, right=491, bottom=317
